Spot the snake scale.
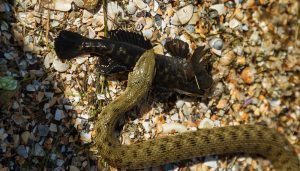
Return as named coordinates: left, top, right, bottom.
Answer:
left=94, top=49, right=300, bottom=170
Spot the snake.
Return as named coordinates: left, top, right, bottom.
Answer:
left=94, top=49, right=300, bottom=170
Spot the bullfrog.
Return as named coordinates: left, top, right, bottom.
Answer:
left=54, top=30, right=213, bottom=96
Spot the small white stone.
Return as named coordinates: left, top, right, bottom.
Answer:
left=82, top=10, right=93, bottom=23
left=53, top=59, right=69, bottom=72
left=175, top=99, right=185, bottom=108
left=73, top=0, right=84, bottom=8
left=75, top=118, right=82, bottom=128
left=229, top=18, right=240, bottom=28
left=162, top=123, right=188, bottom=133
left=133, top=0, right=147, bottom=9
left=142, top=121, right=151, bottom=133
left=107, top=1, right=125, bottom=20
left=80, top=113, right=90, bottom=120
left=153, top=0, right=159, bottom=11
left=49, top=123, right=58, bottom=132
left=209, top=37, right=223, bottom=50
left=129, top=132, right=135, bottom=139
left=170, top=113, right=179, bottom=121
left=204, top=156, right=218, bottom=168
left=210, top=4, right=226, bottom=15
left=80, top=131, right=92, bottom=143
left=142, top=29, right=153, bottom=39
left=97, top=94, right=105, bottom=100
left=88, top=27, right=96, bottom=39
left=44, top=52, right=55, bottom=69
left=182, top=104, right=192, bottom=116
left=51, top=20, right=60, bottom=27
left=126, top=1, right=137, bottom=15
left=171, top=5, right=194, bottom=25
left=144, top=133, right=151, bottom=139
left=199, top=118, right=214, bottom=129
left=53, top=0, right=73, bottom=12
left=74, top=96, right=80, bottom=102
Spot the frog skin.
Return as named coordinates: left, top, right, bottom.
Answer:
left=54, top=30, right=213, bottom=96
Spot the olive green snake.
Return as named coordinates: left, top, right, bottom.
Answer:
left=93, top=49, right=300, bottom=170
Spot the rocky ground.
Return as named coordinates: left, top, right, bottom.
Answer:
left=0, top=0, right=299, bottom=170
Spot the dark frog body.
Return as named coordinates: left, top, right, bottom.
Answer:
left=54, top=30, right=213, bottom=96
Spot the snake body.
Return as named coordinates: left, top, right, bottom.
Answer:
left=94, top=49, right=300, bottom=170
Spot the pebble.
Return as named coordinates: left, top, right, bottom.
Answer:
left=44, top=52, right=55, bottom=69
left=236, top=56, right=246, bottom=66
left=175, top=99, right=185, bottom=108
left=53, top=0, right=73, bottom=12
left=21, top=131, right=30, bottom=144
left=33, top=143, right=45, bottom=157
left=56, top=159, right=65, bottom=167
left=26, top=84, right=36, bottom=92
left=241, top=67, right=256, bottom=84
left=142, top=29, right=153, bottom=39
left=182, top=104, right=192, bottom=116
left=162, top=123, right=188, bottom=133
left=53, top=59, right=69, bottom=72
left=171, top=4, right=194, bottom=25
left=153, top=0, right=159, bottom=11
left=38, top=124, right=50, bottom=136
left=217, top=99, right=228, bottom=109
left=13, top=134, right=20, bottom=147
left=229, top=18, right=240, bottom=28
left=210, top=4, right=226, bottom=15
left=188, top=12, right=199, bottom=25
left=0, top=128, right=7, bottom=140
left=185, top=24, right=195, bottom=33
left=45, top=92, right=54, bottom=98
left=142, top=121, right=151, bottom=133
left=199, top=118, right=214, bottom=129
left=133, top=0, right=147, bottom=9
left=16, top=145, right=29, bottom=158
left=82, top=10, right=93, bottom=23
left=209, top=37, right=223, bottom=50
left=12, top=114, right=27, bottom=125
left=203, top=156, right=218, bottom=168
left=80, top=131, right=92, bottom=143
left=225, top=1, right=236, bottom=8
left=170, top=113, right=179, bottom=121
left=107, top=2, right=125, bottom=20
left=126, top=1, right=137, bottom=15
left=144, top=17, right=153, bottom=29
left=55, top=109, right=64, bottom=121
left=50, top=123, right=58, bottom=132
left=88, top=27, right=96, bottom=38
left=219, top=51, right=236, bottom=66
